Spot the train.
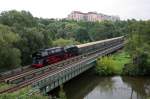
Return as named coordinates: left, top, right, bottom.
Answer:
left=32, top=45, right=79, bottom=68
left=32, top=36, right=124, bottom=68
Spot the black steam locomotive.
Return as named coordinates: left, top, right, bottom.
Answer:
left=32, top=45, right=79, bottom=68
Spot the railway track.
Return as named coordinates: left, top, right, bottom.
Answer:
left=2, top=44, right=107, bottom=84
left=0, top=42, right=123, bottom=94
left=0, top=54, right=86, bottom=94
left=0, top=48, right=96, bottom=94
left=4, top=55, right=84, bottom=84
left=0, top=66, right=35, bottom=82
left=0, top=67, right=59, bottom=93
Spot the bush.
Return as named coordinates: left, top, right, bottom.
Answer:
left=122, top=63, right=138, bottom=76
left=95, top=51, right=131, bottom=76
left=123, top=52, right=150, bottom=76
left=96, top=56, right=119, bottom=75
left=0, top=86, right=48, bottom=99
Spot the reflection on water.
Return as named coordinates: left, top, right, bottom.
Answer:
left=49, top=69, right=150, bottom=99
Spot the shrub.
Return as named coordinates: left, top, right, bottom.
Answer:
left=96, top=56, right=119, bottom=75
left=0, top=86, right=48, bottom=99
left=95, top=51, right=131, bottom=76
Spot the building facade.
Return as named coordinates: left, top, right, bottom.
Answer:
left=67, top=11, right=120, bottom=22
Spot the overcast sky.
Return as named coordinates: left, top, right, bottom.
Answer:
left=0, top=0, right=150, bottom=20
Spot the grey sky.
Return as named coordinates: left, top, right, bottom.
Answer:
left=0, top=0, right=150, bottom=20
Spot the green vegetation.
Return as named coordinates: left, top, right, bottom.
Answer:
left=96, top=20, right=150, bottom=76
left=58, top=85, right=67, bottom=99
left=112, top=51, right=131, bottom=74
left=0, top=10, right=150, bottom=75
left=0, top=86, right=48, bottom=99
left=0, top=10, right=125, bottom=71
left=0, top=24, right=21, bottom=69
left=0, top=10, right=150, bottom=98
left=96, top=51, right=131, bottom=75
left=0, top=84, right=67, bottom=99
left=123, top=20, right=150, bottom=76
left=53, top=38, right=80, bottom=47
left=0, top=83, right=13, bottom=92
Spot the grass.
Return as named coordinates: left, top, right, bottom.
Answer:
left=0, top=83, right=13, bottom=92
left=96, top=50, right=131, bottom=75
left=0, top=84, right=48, bottom=99
left=112, top=51, right=131, bottom=74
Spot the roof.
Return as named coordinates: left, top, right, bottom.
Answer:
left=76, top=36, right=123, bottom=48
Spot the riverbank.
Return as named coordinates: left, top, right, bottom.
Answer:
left=95, top=50, right=131, bottom=75
left=0, top=84, right=48, bottom=99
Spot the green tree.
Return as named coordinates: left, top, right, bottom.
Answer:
left=16, top=27, right=52, bottom=65
left=74, top=27, right=90, bottom=42
left=0, top=24, right=21, bottom=69
left=0, top=10, right=131, bottom=70
left=53, top=38, right=80, bottom=47
left=88, top=21, right=117, bottom=41
left=124, top=20, right=150, bottom=75
left=0, top=10, right=37, bottom=27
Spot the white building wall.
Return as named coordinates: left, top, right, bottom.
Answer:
left=67, top=11, right=120, bottom=22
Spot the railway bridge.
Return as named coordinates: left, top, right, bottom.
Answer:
left=0, top=36, right=124, bottom=95
left=32, top=37, right=124, bottom=95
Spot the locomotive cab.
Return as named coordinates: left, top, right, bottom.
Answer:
left=32, top=51, right=45, bottom=68
left=64, top=45, right=79, bottom=56
left=32, top=58, right=44, bottom=68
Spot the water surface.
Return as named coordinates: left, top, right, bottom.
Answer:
left=49, top=69, right=150, bottom=99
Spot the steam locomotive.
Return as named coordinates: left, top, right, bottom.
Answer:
left=32, top=36, right=124, bottom=68
left=32, top=45, right=79, bottom=68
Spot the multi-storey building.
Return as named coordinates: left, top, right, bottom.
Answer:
left=67, top=11, right=85, bottom=21
left=67, top=11, right=120, bottom=22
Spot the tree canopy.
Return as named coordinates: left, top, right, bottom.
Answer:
left=0, top=10, right=149, bottom=74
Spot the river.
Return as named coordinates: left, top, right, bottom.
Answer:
left=49, top=69, right=150, bottom=99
